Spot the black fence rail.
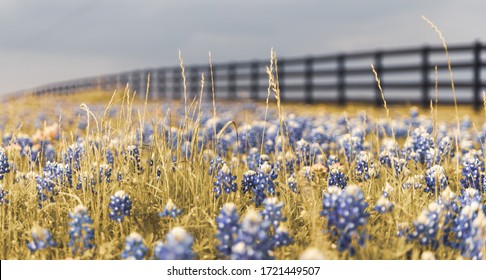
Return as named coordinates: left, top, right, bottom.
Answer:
left=5, top=41, right=486, bottom=109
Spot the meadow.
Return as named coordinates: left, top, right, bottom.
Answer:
left=0, top=63, right=485, bottom=260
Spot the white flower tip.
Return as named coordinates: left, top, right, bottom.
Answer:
left=299, top=248, right=326, bottom=260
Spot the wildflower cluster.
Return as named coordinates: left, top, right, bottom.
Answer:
left=159, top=199, right=183, bottom=218
left=216, top=198, right=292, bottom=260
left=27, top=226, right=57, bottom=253
left=68, top=205, right=95, bottom=255
left=321, top=185, right=369, bottom=256
left=109, top=190, right=132, bottom=222
left=153, top=227, right=194, bottom=260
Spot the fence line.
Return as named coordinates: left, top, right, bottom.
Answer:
left=4, top=41, right=486, bottom=109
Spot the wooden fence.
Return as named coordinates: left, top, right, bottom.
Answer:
left=7, top=41, right=486, bottom=109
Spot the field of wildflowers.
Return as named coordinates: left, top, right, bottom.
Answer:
left=0, top=78, right=485, bottom=260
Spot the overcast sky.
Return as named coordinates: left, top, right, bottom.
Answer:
left=0, top=0, right=485, bottom=94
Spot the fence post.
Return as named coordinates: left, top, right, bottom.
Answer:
left=156, top=69, right=166, bottom=99
left=189, top=67, right=199, bottom=100
left=228, top=64, right=237, bottom=100
left=473, top=41, right=482, bottom=111
left=250, top=61, right=259, bottom=100
left=374, top=51, right=384, bottom=106
left=278, top=60, right=285, bottom=101
left=337, top=54, right=346, bottom=105
left=304, top=57, right=314, bottom=104
left=421, top=46, right=430, bottom=108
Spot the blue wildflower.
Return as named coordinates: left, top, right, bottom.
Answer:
left=153, top=227, right=194, bottom=260
left=287, top=175, right=298, bottom=193
left=109, top=190, right=132, bottom=222
left=261, top=197, right=286, bottom=229
left=327, top=155, right=340, bottom=168
left=215, top=203, right=240, bottom=256
left=340, top=134, right=363, bottom=162
left=159, top=199, right=183, bottom=218
left=328, top=165, right=348, bottom=189
left=402, top=175, right=424, bottom=189
left=126, top=145, right=143, bottom=173
left=460, top=155, right=485, bottom=192
left=424, top=165, right=448, bottom=193
left=0, top=184, right=9, bottom=205
left=68, top=205, right=95, bottom=255
left=99, top=164, right=112, bottom=183
left=241, top=162, right=278, bottom=206
left=355, top=151, right=378, bottom=182
left=121, top=232, right=147, bottom=260
left=63, top=143, right=84, bottom=170
left=0, top=148, right=10, bottom=180
left=213, top=163, right=237, bottom=199
left=321, top=185, right=369, bottom=256
left=35, top=176, right=57, bottom=208
left=27, top=226, right=57, bottom=253
left=231, top=209, right=273, bottom=260
left=407, top=202, right=442, bottom=249
left=374, top=196, right=394, bottom=214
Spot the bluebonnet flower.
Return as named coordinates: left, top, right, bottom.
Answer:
left=340, top=134, right=363, bottom=162
left=327, top=155, right=340, bottom=168
left=63, top=143, right=84, bottom=170
left=264, top=139, right=275, bottom=154
left=27, top=226, right=57, bottom=252
left=327, top=164, right=348, bottom=189
left=458, top=188, right=482, bottom=206
left=460, top=154, right=485, bottom=192
left=424, top=165, right=448, bottom=193
left=453, top=202, right=485, bottom=259
left=374, top=196, right=394, bottom=214
left=208, top=156, right=225, bottom=176
left=287, top=175, right=298, bottom=193
left=121, top=232, right=147, bottom=260
left=0, top=148, right=10, bottom=180
left=153, top=227, right=194, bottom=260
left=407, top=202, right=442, bottom=249
left=241, top=162, right=278, bottom=206
left=43, top=161, right=73, bottom=188
left=106, top=148, right=115, bottom=165
left=436, top=136, right=454, bottom=164
left=276, top=151, right=296, bottom=173
left=0, top=184, right=9, bottom=205
left=246, top=148, right=260, bottom=170
left=379, top=150, right=393, bottom=168
left=126, top=145, right=143, bottom=173
left=404, top=127, right=434, bottom=164
left=321, top=185, right=369, bottom=256
left=159, top=199, right=183, bottom=218
left=231, top=209, right=273, bottom=260
left=295, top=139, right=311, bottom=166
left=273, top=225, right=293, bottom=247
left=68, top=205, right=95, bottom=255
left=109, top=190, right=132, bottom=222
left=35, top=176, right=57, bottom=208
left=215, top=203, right=240, bottom=256
left=99, top=164, right=112, bottom=183
left=261, top=197, right=286, bottom=229
left=402, top=175, right=424, bottom=189
left=355, top=151, right=378, bottom=181
left=213, top=163, right=237, bottom=199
